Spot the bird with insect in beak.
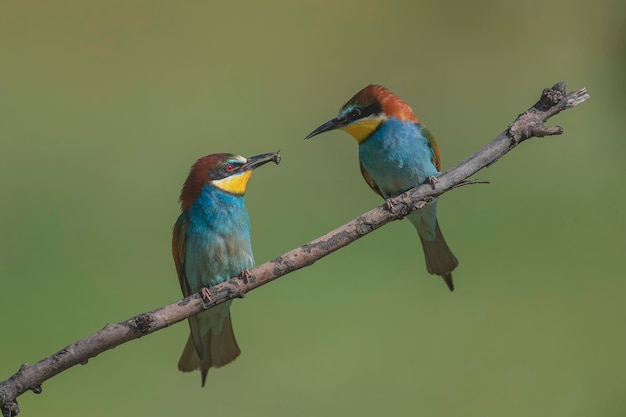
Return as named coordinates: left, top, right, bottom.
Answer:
left=305, top=85, right=458, bottom=290
left=172, top=151, right=281, bottom=385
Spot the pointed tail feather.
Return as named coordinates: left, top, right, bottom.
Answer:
left=178, top=314, right=241, bottom=386
left=417, top=221, right=459, bottom=291
left=208, top=314, right=241, bottom=368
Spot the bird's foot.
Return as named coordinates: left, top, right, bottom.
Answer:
left=385, top=198, right=395, bottom=212
left=237, top=269, right=252, bottom=296
left=200, top=287, right=211, bottom=303
left=428, top=176, right=439, bottom=189
left=415, top=200, right=428, bottom=210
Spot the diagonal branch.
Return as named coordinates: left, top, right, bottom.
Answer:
left=0, top=82, right=590, bottom=417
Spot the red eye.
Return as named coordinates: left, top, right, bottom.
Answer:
left=225, top=164, right=234, bottom=172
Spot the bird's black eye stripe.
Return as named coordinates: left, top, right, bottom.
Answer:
left=348, top=108, right=362, bottom=120
left=223, top=161, right=242, bottom=173
left=205, top=161, right=243, bottom=180
left=346, top=102, right=382, bottom=121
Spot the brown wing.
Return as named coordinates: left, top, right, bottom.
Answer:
left=359, top=160, right=384, bottom=198
left=172, top=213, right=192, bottom=297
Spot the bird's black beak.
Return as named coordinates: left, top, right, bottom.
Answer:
left=304, top=117, right=344, bottom=139
left=243, top=151, right=281, bottom=171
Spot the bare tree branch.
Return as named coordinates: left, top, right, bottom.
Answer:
left=0, top=82, right=590, bottom=417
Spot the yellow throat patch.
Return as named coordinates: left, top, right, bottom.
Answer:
left=211, top=171, right=253, bottom=195
left=341, top=116, right=385, bottom=143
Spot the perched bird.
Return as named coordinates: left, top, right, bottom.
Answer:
left=305, top=85, right=458, bottom=290
left=172, top=151, right=280, bottom=386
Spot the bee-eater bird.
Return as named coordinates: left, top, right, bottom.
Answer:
left=172, top=151, right=280, bottom=386
left=305, top=85, right=458, bottom=291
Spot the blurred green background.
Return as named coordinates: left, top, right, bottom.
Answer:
left=1, top=0, right=624, bottom=416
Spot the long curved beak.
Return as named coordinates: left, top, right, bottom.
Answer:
left=304, top=117, right=344, bottom=139
left=243, top=151, right=281, bottom=171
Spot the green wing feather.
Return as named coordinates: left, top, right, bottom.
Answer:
left=172, top=213, right=191, bottom=297
left=359, top=160, right=384, bottom=198
left=416, top=123, right=441, bottom=171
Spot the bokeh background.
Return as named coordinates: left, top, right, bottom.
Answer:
left=1, top=1, right=624, bottom=416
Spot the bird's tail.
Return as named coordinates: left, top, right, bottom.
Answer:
left=408, top=204, right=458, bottom=291
left=177, top=313, right=241, bottom=386
left=417, top=220, right=458, bottom=291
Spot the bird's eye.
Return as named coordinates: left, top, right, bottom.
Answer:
left=225, top=164, right=234, bottom=172
left=349, top=108, right=362, bottom=120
